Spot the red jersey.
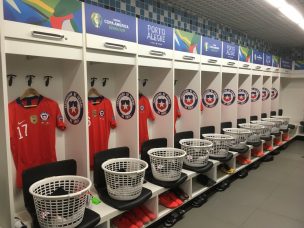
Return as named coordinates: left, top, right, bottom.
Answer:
left=174, top=96, right=181, bottom=133
left=200, top=99, right=204, bottom=111
left=9, top=96, right=66, bottom=188
left=139, top=95, right=155, bottom=152
left=88, top=97, right=116, bottom=169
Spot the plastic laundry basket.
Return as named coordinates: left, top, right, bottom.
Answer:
left=262, top=118, right=284, bottom=129
left=179, top=139, right=213, bottom=167
left=238, top=123, right=265, bottom=136
left=29, top=175, right=92, bottom=228
left=102, top=158, right=148, bottom=201
left=202, top=134, right=234, bottom=158
left=271, top=115, right=290, bottom=130
left=251, top=120, right=275, bottom=136
left=222, top=128, right=251, bottom=145
left=147, top=148, right=186, bottom=181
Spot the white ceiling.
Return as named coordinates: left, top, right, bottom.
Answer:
left=164, top=0, right=304, bottom=48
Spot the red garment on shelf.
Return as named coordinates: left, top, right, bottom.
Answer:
left=174, top=95, right=181, bottom=133
left=139, top=95, right=155, bottom=152
left=9, top=96, right=65, bottom=188
left=88, top=97, right=116, bottom=169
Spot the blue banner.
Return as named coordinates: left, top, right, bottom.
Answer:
left=222, top=42, right=238, bottom=60
left=264, top=53, right=272, bottom=66
left=138, top=20, right=173, bottom=49
left=253, top=50, right=264, bottom=65
left=202, top=37, right=222, bottom=58
left=295, top=60, right=304, bottom=70
left=281, top=59, right=292, bottom=70
left=85, top=4, right=136, bottom=42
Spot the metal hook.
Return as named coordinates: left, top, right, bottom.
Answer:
left=7, top=74, right=17, bottom=87
left=143, top=79, right=148, bottom=87
left=44, top=76, right=53, bottom=87
left=91, top=77, right=97, bottom=87
left=102, top=78, right=109, bottom=87
left=26, top=75, right=36, bottom=87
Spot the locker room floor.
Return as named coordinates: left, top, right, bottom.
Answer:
left=158, top=140, right=304, bottom=228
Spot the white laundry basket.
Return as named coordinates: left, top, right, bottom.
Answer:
left=29, top=175, right=92, bottom=228
left=271, top=116, right=290, bottom=129
left=179, top=139, right=213, bottom=167
left=147, top=148, right=186, bottom=181
left=251, top=120, right=274, bottom=136
left=222, top=128, right=251, bottom=145
left=238, top=123, right=265, bottom=136
left=202, top=134, right=234, bottom=158
left=262, top=118, right=284, bottom=129
left=102, top=158, right=148, bottom=201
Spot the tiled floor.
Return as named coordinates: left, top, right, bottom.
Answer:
left=164, top=140, right=304, bottom=228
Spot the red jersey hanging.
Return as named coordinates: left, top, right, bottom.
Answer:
left=88, top=97, right=116, bottom=169
left=9, top=96, right=66, bottom=188
left=174, top=95, right=181, bottom=133
left=139, top=95, right=155, bottom=152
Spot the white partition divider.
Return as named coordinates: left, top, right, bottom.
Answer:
left=262, top=75, right=272, bottom=117
left=87, top=61, right=138, bottom=158
left=251, top=74, right=263, bottom=119
left=221, top=68, right=238, bottom=127
left=138, top=63, right=174, bottom=147
left=238, top=72, right=252, bottom=122
left=201, top=66, right=222, bottom=133
left=174, top=62, right=200, bottom=137
left=271, top=75, right=280, bottom=113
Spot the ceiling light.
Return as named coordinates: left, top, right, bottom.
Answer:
left=264, top=0, right=286, bottom=9
left=279, top=4, right=303, bottom=24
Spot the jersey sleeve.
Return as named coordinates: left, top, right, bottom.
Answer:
left=55, top=104, right=66, bottom=130
left=8, top=103, right=18, bottom=167
left=175, top=97, right=181, bottom=118
left=146, top=98, right=155, bottom=121
left=200, top=100, right=204, bottom=111
left=108, top=100, right=117, bottom=128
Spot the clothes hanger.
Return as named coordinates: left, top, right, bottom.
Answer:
left=20, top=88, right=41, bottom=108
left=139, top=92, right=143, bottom=98
left=88, top=88, right=103, bottom=104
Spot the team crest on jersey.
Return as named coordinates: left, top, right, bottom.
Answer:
left=202, top=89, right=219, bottom=108
left=262, top=88, right=270, bottom=101
left=99, top=110, right=104, bottom=117
left=30, top=115, right=38, bottom=124
left=237, top=89, right=249, bottom=105
left=222, top=89, right=236, bottom=106
left=116, top=92, right=135, bottom=120
left=153, top=92, right=171, bottom=116
left=40, top=112, right=49, bottom=121
left=140, top=105, right=145, bottom=111
left=251, top=88, right=260, bottom=102
left=271, top=88, right=278, bottom=100
left=180, top=89, right=198, bottom=110
left=64, top=91, right=83, bottom=125
left=92, top=110, right=97, bottom=117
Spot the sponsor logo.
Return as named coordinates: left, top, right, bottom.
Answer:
left=91, top=12, right=102, bottom=28
left=64, top=91, right=83, bottom=125
left=30, top=115, right=38, bottom=124
left=238, top=89, right=249, bottom=105
left=262, top=88, right=270, bottom=101
left=222, top=89, right=236, bottom=106
left=116, top=92, right=135, bottom=119
left=271, top=88, right=278, bottom=100
left=251, top=88, right=260, bottom=102
left=202, top=89, right=219, bottom=108
left=153, top=92, right=171, bottom=115
left=180, top=89, right=198, bottom=110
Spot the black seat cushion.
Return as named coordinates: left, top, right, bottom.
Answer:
left=270, top=111, right=276, bottom=116
left=261, top=113, right=267, bottom=118
left=280, top=128, right=289, bottom=133
left=288, top=124, right=295, bottom=129
left=301, top=121, right=304, bottom=127
left=247, top=140, right=262, bottom=147
left=200, top=126, right=215, bottom=137
left=145, top=172, right=187, bottom=188
left=221, top=122, right=232, bottom=134
left=260, top=135, right=272, bottom=141
left=210, top=152, right=233, bottom=162
left=250, top=116, right=258, bottom=121
left=229, top=145, right=250, bottom=154
left=237, top=118, right=246, bottom=127
left=183, top=161, right=213, bottom=173
left=271, top=132, right=281, bottom=137
left=174, top=131, right=193, bottom=149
